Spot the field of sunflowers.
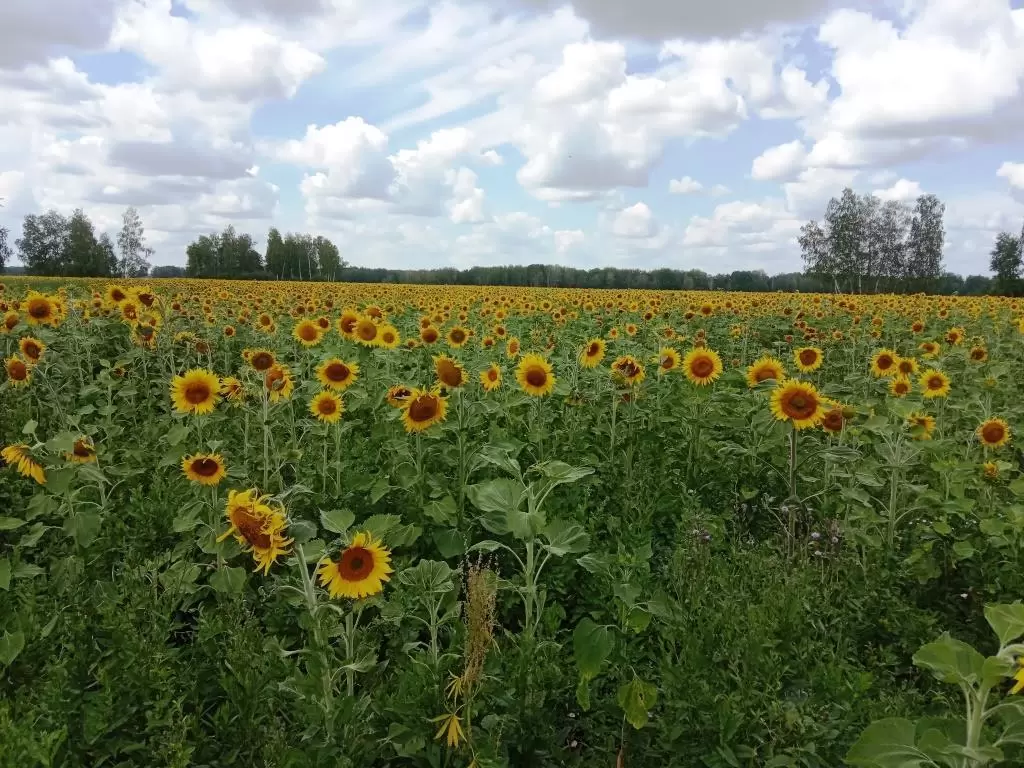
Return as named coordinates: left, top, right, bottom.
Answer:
left=2, top=276, right=1024, bottom=768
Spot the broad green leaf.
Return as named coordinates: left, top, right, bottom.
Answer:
left=0, top=518, right=26, bottom=531
left=45, top=468, right=75, bottom=495
left=12, top=563, right=43, bottom=580
left=22, top=419, right=37, bottom=436
left=370, top=477, right=391, bottom=504
left=387, top=523, right=422, bottom=548
left=573, top=618, right=614, bottom=683
left=996, top=701, right=1024, bottom=746
left=361, top=514, right=402, bottom=540
left=466, top=478, right=525, bottom=516
left=64, top=510, right=101, bottom=548
left=289, top=520, right=317, bottom=544
left=467, top=539, right=503, bottom=554
left=474, top=444, right=522, bottom=478
left=398, top=559, right=454, bottom=594
left=984, top=603, right=1024, bottom=647
left=845, top=718, right=936, bottom=768
left=913, top=634, right=985, bottom=687
left=209, top=566, right=246, bottom=595
left=0, top=558, right=9, bottom=591
left=44, top=431, right=78, bottom=455
left=617, top=676, right=658, bottom=730
left=532, top=460, right=594, bottom=486
left=424, top=496, right=457, bottom=525
left=575, top=677, right=591, bottom=711
left=165, top=423, right=190, bottom=446
left=951, top=540, right=975, bottom=561
left=0, top=631, right=25, bottom=666
left=433, top=529, right=465, bottom=559
left=320, top=508, right=355, bottom=535
left=541, top=519, right=589, bottom=556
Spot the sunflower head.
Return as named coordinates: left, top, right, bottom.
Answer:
left=24, top=291, right=58, bottom=326
left=1, top=443, right=46, bottom=485
left=434, top=355, right=466, bottom=389
left=447, top=326, right=470, bottom=348
left=611, top=355, right=645, bottom=385
left=386, top=384, right=413, bottom=408
left=745, top=356, right=785, bottom=388
left=579, top=338, right=606, bottom=368
left=907, top=412, right=936, bottom=440
left=5, top=355, right=31, bottom=387
left=264, top=364, right=295, bottom=402
left=977, top=417, right=1011, bottom=449
left=246, top=348, right=277, bottom=372
left=870, top=349, right=898, bottom=377
left=919, top=369, right=951, bottom=399
left=516, top=353, right=556, bottom=397
left=317, top=531, right=394, bottom=600
left=656, top=347, right=680, bottom=374
left=170, top=368, right=221, bottom=415
left=480, top=364, right=502, bottom=392
left=793, top=346, right=823, bottom=373
left=317, top=358, right=359, bottom=390
left=182, top=453, right=227, bottom=486
left=310, top=391, right=344, bottom=424
left=19, top=337, right=45, bottom=364
left=354, top=316, right=380, bottom=346
left=683, top=347, right=723, bottom=386
left=68, top=437, right=97, bottom=464
left=889, top=376, right=912, bottom=397
left=401, top=388, right=449, bottom=432
left=770, top=380, right=825, bottom=430
left=218, top=489, right=292, bottom=575
left=293, top=319, right=324, bottom=347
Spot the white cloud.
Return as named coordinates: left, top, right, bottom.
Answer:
left=669, top=176, right=703, bottom=194
left=610, top=202, right=657, bottom=238
left=751, top=140, right=807, bottom=181
left=554, top=229, right=585, bottom=253
left=0, top=0, right=118, bottom=69
left=997, top=161, right=1024, bottom=189
left=873, top=178, right=923, bottom=203
left=710, top=184, right=731, bottom=197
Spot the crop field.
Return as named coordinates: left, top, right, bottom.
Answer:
left=1, top=277, right=1024, bottom=768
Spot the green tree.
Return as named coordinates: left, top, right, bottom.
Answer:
left=0, top=225, right=10, bottom=273
left=265, top=227, right=285, bottom=279
left=116, top=207, right=153, bottom=278
left=186, top=234, right=219, bottom=277
left=989, top=230, right=1022, bottom=295
left=18, top=210, right=70, bottom=276
left=907, top=194, right=945, bottom=290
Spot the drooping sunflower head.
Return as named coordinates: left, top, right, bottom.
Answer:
left=337, top=308, right=361, bottom=338
left=919, top=340, right=941, bottom=358
left=977, top=417, right=1011, bottom=449
left=579, top=338, right=606, bottom=369
left=870, top=349, right=898, bottom=377
left=770, top=380, right=825, bottom=430
left=516, top=353, right=556, bottom=397
left=182, top=453, right=227, bottom=486
left=293, top=319, right=324, bottom=347
left=480, top=364, right=502, bottom=392
left=218, top=489, right=292, bottom=575
left=982, top=461, right=999, bottom=480
left=919, top=369, right=950, bottom=399
left=505, top=337, right=520, bottom=358
left=1, top=311, right=19, bottom=334
left=310, top=390, right=344, bottom=424
left=611, top=355, right=646, bottom=385
left=264, top=364, right=295, bottom=402
left=220, top=376, right=246, bottom=403
left=820, top=404, right=848, bottom=434
left=1, top=443, right=46, bottom=485
left=67, top=436, right=97, bottom=464
left=5, top=355, right=30, bottom=388
left=170, top=368, right=221, bottom=415
left=745, top=356, right=785, bottom=388
left=889, top=376, right=912, bottom=397
left=401, top=388, right=449, bottom=433
left=434, top=355, right=467, bottom=389
left=19, top=336, right=45, bottom=364
left=386, top=384, right=413, bottom=408
left=793, top=346, right=823, bottom=373
left=682, top=347, right=723, bottom=386
left=317, top=531, right=393, bottom=600
left=317, top=358, right=359, bottom=391
left=656, top=347, right=680, bottom=374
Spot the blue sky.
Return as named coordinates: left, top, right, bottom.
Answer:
left=1, top=0, right=1023, bottom=275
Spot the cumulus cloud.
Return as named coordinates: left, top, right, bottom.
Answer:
left=610, top=202, right=657, bottom=238
left=669, top=176, right=703, bottom=194
left=751, top=140, right=807, bottom=181
left=998, top=161, right=1024, bottom=189
left=873, top=178, right=923, bottom=203
left=0, top=0, right=119, bottom=69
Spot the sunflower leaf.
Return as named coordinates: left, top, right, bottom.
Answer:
left=0, top=558, right=10, bottom=591
left=984, top=603, right=1024, bottom=647
left=0, top=631, right=25, bottom=667
left=320, top=508, right=355, bottom=535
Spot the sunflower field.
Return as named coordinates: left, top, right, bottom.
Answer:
left=2, top=277, right=1024, bottom=768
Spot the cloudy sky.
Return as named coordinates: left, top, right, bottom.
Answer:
left=1, top=0, right=1023, bottom=274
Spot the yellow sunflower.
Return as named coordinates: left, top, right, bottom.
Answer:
left=793, top=346, right=823, bottom=373
left=386, top=384, right=413, bottom=408
left=264, top=364, right=295, bottom=402
left=218, top=489, right=292, bottom=575
left=337, top=308, right=361, bottom=338
left=579, top=338, right=606, bottom=368
left=968, top=345, right=988, bottom=363
left=317, top=531, right=393, bottom=599
left=246, top=348, right=277, bottom=373
left=895, top=357, right=919, bottom=377
left=516, top=353, right=556, bottom=397
left=420, top=326, right=440, bottom=345
left=293, top=319, right=324, bottom=347
left=447, top=326, right=470, bottom=348
left=770, top=380, right=825, bottom=430
left=378, top=324, right=401, bottom=349
left=5, top=355, right=31, bottom=388
left=906, top=412, right=936, bottom=440
left=317, top=358, right=359, bottom=391
left=611, top=355, right=646, bottom=386
left=1, top=311, right=19, bottom=334
left=977, top=417, right=1011, bottom=449
left=170, top=368, right=221, bottom=415
left=656, top=347, right=680, bottom=375
left=401, top=388, right=449, bottom=432
left=1, top=443, right=46, bottom=485
left=683, top=347, right=723, bottom=386
left=434, top=355, right=467, bottom=389
left=919, top=341, right=941, bottom=358
left=745, top=356, right=785, bottom=388
left=24, top=291, right=58, bottom=326
left=67, top=437, right=97, bottom=464
left=889, top=376, right=912, bottom=397
left=19, top=336, right=45, bottom=365
left=505, top=337, right=521, bottom=358
left=480, top=364, right=502, bottom=392
left=310, top=391, right=344, bottom=424
left=182, top=453, right=228, bottom=486
left=919, top=369, right=951, bottom=399
left=353, top=316, right=380, bottom=346
left=821, top=405, right=848, bottom=434
left=220, top=376, right=246, bottom=403
left=870, top=348, right=899, bottom=377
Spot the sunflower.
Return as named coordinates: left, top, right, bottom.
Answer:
left=821, top=404, right=848, bottom=434
left=317, top=531, right=393, bottom=599
left=919, top=369, right=951, bottom=399
left=770, top=380, right=825, bottom=429
left=317, top=358, right=359, bottom=391
left=506, top=337, right=521, bottom=358
left=218, top=489, right=292, bottom=575
left=24, top=291, right=58, bottom=326
left=337, top=309, right=361, bottom=338
left=68, top=437, right=97, bottom=464
left=1, top=311, right=19, bottom=334
left=983, top=461, right=1000, bottom=480
left=516, top=353, right=556, bottom=397
left=1, top=444, right=46, bottom=485
left=5, top=355, right=30, bottom=387
left=386, top=384, right=413, bottom=408
left=480, top=364, right=502, bottom=392
left=945, top=327, right=965, bottom=346
left=19, top=337, right=45, bottom=364
left=401, top=388, right=449, bottom=432
left=105, top=285, right=129, bottom=305
left=264, top=364, right=295, bottom=402
left=968, top=345, right=988, bottom=363
left=977, top=417, right=1011, bottom=449
left=293, top=319, right=323, bottom=347
left=896, top=357, right=919, bottom=377
left=683, top=347, right=723, bottom=386
left=170, top=368, right=221, bottom=415
left=220, top=376, right=246, bottom=403
left=745, top=356, right=785, bottom=388
left=378, top=324, right=401, bottom=349
left=420, top=326, right=440, bottom=345
left=907, top=412, right=936, bottom=440
left=889, top=376, right=912, bottom=397
left=579, top=338, right=606, bottom=368
left=354, top=316, right=380, bottom=346
left=793, top=346, right=823, bottom=373
left=182, top=453, right=228, bottom=486
left=434, top=356, right=467, bottom=389
left=610, top=355, right=646, bottom=386
left=246, top=348, right=277, bottom=373
left=870, top=349, right=899, bottom=377
left=310, top=391, right=344, bottom=424
left=656, top=347, right=680, bottom=374
left=447, top=326, right=470, bottom=348
left=919, top=341, right=941, bottom=358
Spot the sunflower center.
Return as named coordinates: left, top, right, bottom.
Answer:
left=338, top=547, right=374, bottom=580
left=299, top=324, right=319, bottom=341
left=755, top=367, right=776, bottom=381
left=357, top=322, right=377, bottom=341
left=192, top=458, right=220, bottom=476
left=783, top=391, right=817, bottom=418
left=233, top=509, right=271, bottom=549
left=438, top=362, right=463, bottom=387
left=525, top=366, right=547, bottom=387
left=23, top=343, right=41, bottom=359
left=326, top=363, right=349, bottom=382
left=799, top=350, right=817, bottom=366
left=252, top=352, right=274, bottom=371
left=185, top=382, right=212, bottom=404
left=318, top=398, right=338, bottom=415
left=691, top=357, right=714, bottom=377
left=408, top=395, right=439, bottom=422
left=982, top=423, right=1005, bottom=443
left=73, top=440, right=92, bottom=457
left=928, top=376, right=944, bottom=390
left=383, top=331, right=396, bottom=344
left=487, top=369, right=498, bottom=381
left=28, top=300, right=51, bottom=319
left=451, top=329, right=466, bottom=344
left=8, top=360, right=27, bottom=380
left=878, top=355, right=893, bottom=369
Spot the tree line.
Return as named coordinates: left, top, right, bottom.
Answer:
left=989, top=223, right=1024, bottom=295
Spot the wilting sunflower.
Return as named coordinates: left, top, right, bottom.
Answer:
left=889, top=376, right=912, bottom=397
left=432, top=712, right=466, bottom=749
left=480, top=364, right=502, bottom=392
left=24, top=291, right=58, bottom=327
left=353, top=316, right=380, bottom=346
left=292, top=319, right=324, bottom=347
left=317, top=531, right=393, bottom=599
left=170, top=368, right=221, bottom=415
left=611, top=355, right=646, bottom=386
left=770, top=380, right=825, bottom=429
left=182, top=453, right=228, bottom=486
left=506, top=337, right=521, bottom=358
left=310, top=391, right=344, bottom=424
left=656, top=347, right=680, bottom=375
left=67, top=436, right=97, bottom=464
left=746, top=356, right=785, bottom=388
left=218, top=489, right=292, bottom=575
left=977, top=417, right=1011, bottom=449
left=968, top=345, right=988, bottom=363
left=378, top=324, right=401, bottom=349
left=907, top=412, right=936, bottom=440
left=401, top=388, right=449, bottom=432
left=1, top=311, right=19, bottom=334
left=683, top=347, right=723, bottom=386
left=246, top=347, right=277, bottom=373
left=870, top=349, right=899, bottom=377
left=434, top=355, right=467, bottom=389
left=919, top=340, right=941, bottom=358
left=516, top=353, right=556, bottom=397
left=1, top=443, right=46, bottom=485
left=579, top=338, right=605, bottom=368
left=317, top=358, right=359, bottom=391
left=447, top=326, right=470, bottom=348
left=264, top=364, right=295, bottom=402
left=220, top=376, right=246, bottom=403
left=5, top=355, right=30, bottom=387
left=793, top=346, right=823, bottom=373
left=919, top=369, right=951, bottom=399
left=19, top=336, right=45, bottom=365
left=386, top=385, right=413, bottom=408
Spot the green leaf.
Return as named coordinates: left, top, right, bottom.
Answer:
left=320, top=508, right=355, bottom=535
left=466, top=478, right=525, bottom=516
left=397, top=559, right=454, bottom=594
left=12, top=563, right=44, bottom=580
left=22, top=419, right=37, bottom=436
left=64, top=510, right=101, bottom=548
left=290, top=520, right=317, bottom=544
left=845, top=718, right=935, bottom=767
left=541, top=519, right=590, bottom=557
left=951, top=540, right=975, bottom=561
left=573, top=618, right=613, bottom=684
left=996, top=701, right=1024, bottom=746
left=387, top=523, right=422, bottom=548
left=0, top=631, right=25, bottom=666
left=532, top=460, right=594, bottom=485
left=474, top=444, right=522, bottom=478
left=44, top=431, right=78, bottom=456
left=467, top=539, right=503, bottom=554
left=45, top=467, right=75, bottom=495
left=913, top=634, right=985, bottom=687
left=0, top=517, right=26, bottom=531
left=617, top=676, right=658, bottom=730
left=432, top=529, right=465, bottom=559
left=984, top=603, right=1024, bottom=646
left=1009, top=477, right=1024, bottom=498
left=361, top=514, right=402, bottom=540
left=575, top=677, right=591, bottom=711
left=165, top=423, right=190, bottom=446
left=0, top=558, right=9, bottom=591
left=423, top=496, right=457, bottom=525
left=370, top=477, right=391, bottom=504
left=209, top=566, right=246, bottom=595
